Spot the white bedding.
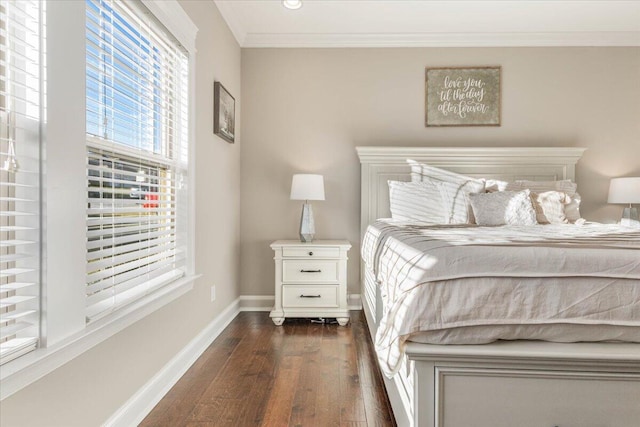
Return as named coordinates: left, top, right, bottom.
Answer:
left=362, top=220, right=640, bottom=377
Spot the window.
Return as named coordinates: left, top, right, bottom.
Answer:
left=1, top=0, right=195, bottom=398
left=0, top=0, right=43, bottom=365
left=85, top=0, right=189, bottom=322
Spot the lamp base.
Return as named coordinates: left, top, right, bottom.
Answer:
left=299, top=203, right=315, bottom=242
left=621, top=206, right=639, bottom=227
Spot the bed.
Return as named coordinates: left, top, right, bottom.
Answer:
left=356, top=147, right=640, bottom=427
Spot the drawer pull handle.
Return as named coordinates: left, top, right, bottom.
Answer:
left=308, top=251, right=313, bottom=256
left=300, top=294, right=321, bottom=298
left=300, top=269, right=322, bottom=273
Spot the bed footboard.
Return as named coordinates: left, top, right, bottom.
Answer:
left=407, top=341, right=640, bottom=427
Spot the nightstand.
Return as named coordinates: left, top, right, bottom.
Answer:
left=270, top=240, right=351, bottom=326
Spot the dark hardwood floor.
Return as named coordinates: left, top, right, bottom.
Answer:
left=140, top=311, right=396, bottom=427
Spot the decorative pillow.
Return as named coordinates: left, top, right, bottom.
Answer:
left=469, top=190, right=537, bottom=226
left=407, top=160, right=485, bottom=224
left=506, top=180, right=582, bottom=223
left=388, top=180, right=446, bottom=223
left=530, top=191, right=570, bottom=224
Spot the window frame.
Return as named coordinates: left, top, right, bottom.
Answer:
left=0, top=0, right=44, bottom=366
left=0, top=0, right=198, bottom=400
left=84, top=0, right=191, bottom=322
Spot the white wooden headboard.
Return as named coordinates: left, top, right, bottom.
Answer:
left=356, top=146, right=587, bottom=238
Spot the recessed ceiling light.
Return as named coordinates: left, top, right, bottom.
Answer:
left=282, top=0, right=302, bottom=10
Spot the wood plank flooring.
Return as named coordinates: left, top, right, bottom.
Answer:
left=140, top=311, right=396, bottom=427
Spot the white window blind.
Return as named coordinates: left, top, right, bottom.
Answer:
left=0, top=0, right=43, bottom=365
left=85, top=0, right=189, bottom=322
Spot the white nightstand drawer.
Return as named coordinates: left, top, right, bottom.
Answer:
left=282, top=285, right=339, bottom=308
left=270, top=239, right=351, bottom=326
left=282, top=260, right=338, bottom=282
left=282, top=246, right=340, bottom=258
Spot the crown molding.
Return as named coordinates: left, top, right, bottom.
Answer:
left=241, top=31, right=640, bottom=48
left=214, top=0, right=247, bottom=46
left=211, top=0, right=640, bottom=48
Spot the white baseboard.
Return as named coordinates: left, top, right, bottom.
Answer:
left=348, top=293, right=362, bottom=310
left=239, top=294, right=362, bottom=311
left=104, top=298, right=241, bottom=427
left=239, top=295, right=273, bottom=311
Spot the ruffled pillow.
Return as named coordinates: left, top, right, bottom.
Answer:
left=506, top=180, right=582, bottom=223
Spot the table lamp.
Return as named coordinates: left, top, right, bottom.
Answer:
left=290, top=174, right=325, bottom=242
left=608, top=177, right=640, bottom=226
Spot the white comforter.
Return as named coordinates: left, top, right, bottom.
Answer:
left=362, top=220, right=640, bottom=377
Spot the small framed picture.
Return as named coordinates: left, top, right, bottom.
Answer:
left=425, top=66, right=501, bottom=127
left=214, top=81, right=235, bottom=143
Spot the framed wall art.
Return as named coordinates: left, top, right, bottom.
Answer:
left=214, top=81, right=235, bottom=143
left=425, top=66, right=501, bottom=127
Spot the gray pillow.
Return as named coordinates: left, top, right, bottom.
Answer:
left=469, top=190, right=537, bottom=226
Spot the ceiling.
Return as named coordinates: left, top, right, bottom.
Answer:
left=213, top=0, right=640, bottom=48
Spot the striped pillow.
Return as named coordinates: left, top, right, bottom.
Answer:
left=530, top=191, right=571, bottom=224
left=388, top=180, right=446, bottom=223
left=407, top=160, right=485, bottom=224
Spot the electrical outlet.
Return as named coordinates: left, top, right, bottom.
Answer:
left=210, top=285, right=216, bottom=302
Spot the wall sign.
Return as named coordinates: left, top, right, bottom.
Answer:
left=425, top=66, right=501, bottom=127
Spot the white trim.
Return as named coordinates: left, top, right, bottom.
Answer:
left=104, top=297, right=240, bottom=427
left=0, top=275, right=199, bottom=400
left=347, top=293, right=362, bottom=310
left=237, top=31, right=640, bottom=48
left=141, top=0, right=198, bottom=54
left=239, top=295, right=274, bottom=312
left=186, top=49, right=197, bottom=277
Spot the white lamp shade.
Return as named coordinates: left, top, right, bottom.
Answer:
left=290, top=174, right=325, bottom=201
left=608, top=177, right=640, bottom=204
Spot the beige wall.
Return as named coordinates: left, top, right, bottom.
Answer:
left=0, top=1, right=241, bottom=426
left=240, top=47, right=640, bottom=296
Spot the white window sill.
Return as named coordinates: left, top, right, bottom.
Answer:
left=0, top=274, right=199, bottom=400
